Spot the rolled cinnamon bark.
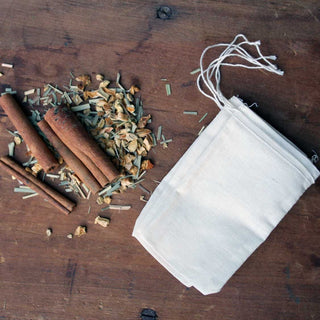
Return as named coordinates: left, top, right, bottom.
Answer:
left=0, top=94, right=59, bottom=172
left=38, top=119, right=101, bottom=194
left=44, top=106, right=119, bottom=183
left=0, top=156, right=75, bottom=215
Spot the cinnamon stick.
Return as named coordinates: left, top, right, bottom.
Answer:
left=0, top=94, right=59, bottom=172
left=38, top=119, right=101, bottom=194
left=0, top=156, right=75, bottom=215
left=44, top=106, right=119, bottom=183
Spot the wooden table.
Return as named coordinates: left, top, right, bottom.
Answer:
left=0, top=1, right=319, bottom=319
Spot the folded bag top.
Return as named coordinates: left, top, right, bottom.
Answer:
left=132, top=34, right=319, bottom=295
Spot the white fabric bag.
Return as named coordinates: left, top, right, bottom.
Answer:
left=132, top=34, right=319, bottom=295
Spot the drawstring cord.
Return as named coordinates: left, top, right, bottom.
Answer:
left=197, top=34, right=284, bottom=109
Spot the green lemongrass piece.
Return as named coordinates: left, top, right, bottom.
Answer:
left=190, top=68, right=201, bottom=75
left=86, top=190, right=91, bottom=200
left=8, top=142, right=15, bottom=156
left=198, top=125, right=206, bottom=136
left=160, top=139, right=172, bottom=144
left=24, top=89, right=35, bottom=95
left=98, top=183, right=112, bottom=196
left=199, top=112, right=208, bottom=123
left=82, top=183, right=89, bottom=194
left=153, top=180, right=161, bottom=184
left=88, top=205, right=91, bottom=214
left=161, top=78, right=167, bottom=81
left=97, top=88, right=110, bottom=101
left=165, top=83, right=171, bottom=96
left=151, top=133, right=157, bottom=146
left=43, top=87, right=52, bottom=97
left=6, top=129, right=19, bottom=137
left=22, top=156, right=34, bottom=167
left=157, top=126, right=162, bottom=141
left=46, top=174, right=60, bottom=179
left=22, top=193, right=39, bottom=199
left=65, top=188, right=73, bottom=192
left=116, top=72, right=125, bottom=90
left=102, top=205, right=131, bottom=211
left=64, top=92, right=72, bottom=104
left=14, top=187, right=36, bottom=193
left=183, top=111, right=198, bottom=115
left=48, top=84, right=63, bottom=95
left=137, top=170, right=147, bottom=180
left=5, top=88, right=12, bottom=92
left=70, top=71, right=75, bottom=79
left=138, top=184, right=150, bottom=194
left=71, top=104, right=90, bottom=112
left=89, top=98, right=103, bottom=104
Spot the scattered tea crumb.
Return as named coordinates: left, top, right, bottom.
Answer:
left=46, top=228, right=52, bottom=237
left=140, top=195, right=148, bottom=202
left=1, top=63, right=13, bottom=68
left=94, top=216, right=110, bottom=228
left=101, top=204, right=131, bottom=211
left=74, top=226, right=87, bottom=237
left=0, top=72, right=3, bottom=77
left=24, top=89, right=35, bottom=96
left=67, top=233, right=73, bottom=239
left=96, top=74, right=104, bottom=81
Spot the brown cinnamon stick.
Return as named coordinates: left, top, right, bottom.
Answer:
left=0, top=156, right=75, bottom=215
left=0, top=93, right=59, bottom=172
left=38, top=119, right=101, bottom=194
left=44, top=106, right=119, bottom=183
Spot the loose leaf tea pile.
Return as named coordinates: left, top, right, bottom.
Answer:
left=6, top=72, right=160, bottom=207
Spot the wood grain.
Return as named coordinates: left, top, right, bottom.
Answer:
left=0, top=1, right=319, bottom=319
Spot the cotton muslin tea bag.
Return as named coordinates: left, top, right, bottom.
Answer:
left=132, top=34, right=319, bottom=295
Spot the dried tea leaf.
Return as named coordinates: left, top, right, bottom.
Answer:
left=75, top=74, right=91, bottom=87
left=136, top=128, right=151, bottom=138
left=141, top=160, right=154, bottom=171
left=103, top=196, right=112, bottom=205
left=74, top=226, right=86, bottom=237
left=96, top=74, right=104, bottom=81
left=95, top=216, right=110, bottom=228
left=128, top=139, right=138, bottom=152
left=31, top=163, right=42, bottom=175
left=99, top=80, right=110, bottom=88
left=137, top=114, right=151, bottom=129
left=129, top=85, right=140, bottom=95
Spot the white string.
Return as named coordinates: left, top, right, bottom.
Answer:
left=197, top=34, right=284, bottom=110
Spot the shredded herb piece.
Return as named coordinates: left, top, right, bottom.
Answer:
left=183, top=111, right=198, bottom=115
left=22, top=192, right=39, bottom=199
left=199, top=112, right=208, bottom=123
left=165, top=83, right=171, bottom=96
left=198, top=125, right=206, bottom=136
left=190, top=68, right=201, bottom=75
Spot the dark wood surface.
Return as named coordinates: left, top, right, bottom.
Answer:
left=0, top=1, right=320, bottom=319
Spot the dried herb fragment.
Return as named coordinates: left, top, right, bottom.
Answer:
left=94, top=216, right=110, bottom=227
left=74, top=226, right=86, bottom=237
